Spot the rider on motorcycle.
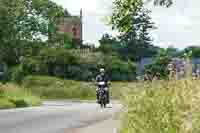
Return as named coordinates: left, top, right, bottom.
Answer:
left=95, top=68, right=110, bottom=104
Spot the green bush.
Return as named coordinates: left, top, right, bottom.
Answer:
left=107, top=57, right=136, bottom=81
left=0, top=99, right=16, bottom=109
left=10, top=65, right=26, bottom=83
left=9, top=96, right=41, bottom=108
left=0, top=83, right=41, bottom=109
left=10, top=98, right=29, bottom=108
left=16, top=47, right=136, bottom=81
left=22, top=57, right=47, bottom=75
left=144, top=56, right=171, bottom=79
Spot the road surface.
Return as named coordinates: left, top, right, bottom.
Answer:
left=0, top=101, right=121, bottom=133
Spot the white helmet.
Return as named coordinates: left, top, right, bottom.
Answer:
left=100, top=68, right=105, bottom=73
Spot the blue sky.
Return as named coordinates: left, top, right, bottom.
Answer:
left=52, top=0, right=200, bottom=49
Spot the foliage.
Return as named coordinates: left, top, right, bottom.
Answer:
left=183, top=46, right=200, bottom=58
left=144, top=49, right=171, bottom=78
left=0, top=0, right=66, bottom=66
left=0, top=99, right=16, bottom=109
left=10, top=65, right=26, bottom=83
left=22, top=76, right=96, bottom=99
left=99, top=34, right=118, bottom=45
left=120, top=80, right=200, bottom=133
left=99, top=33, right=122, bottom=53
left=22, top=76, right=127, bottom=100
left=111, top=0, right=143, bottom=33
left=19, top=47, right=136, bottom=81
left=165, top=46, right=180, bottom=57
left=20, top=47, right=78, bottom=78
left=106, top=56, right=137, bottom=81
left=111, top=0, right=158, bottom=61
left=52, top=33, right=73, bottom=48
left=0, top=83, right=41, bottom=109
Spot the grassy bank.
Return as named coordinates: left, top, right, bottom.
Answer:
left=119, top=80, right=200, bottom=133
left=0, top=84, right=41, bottom=109
left=22, top=76, right=126, bottom=100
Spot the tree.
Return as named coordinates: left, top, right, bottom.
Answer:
left=0, top=0, right=64, bottom=42
left=111, top=0, right=172, bottom=32
left=99, top=34, right=117, bottom=45
left=0, top=0, right=65, bottom=65
left=183, top=46, right=200, bottom=58
left=145, top=48, right=171, bottom=79
left=165, top=46, right=179, bottom=57
left=99, top=33, right=123, bottom=54
left=111, top=1, right=158, bottom=61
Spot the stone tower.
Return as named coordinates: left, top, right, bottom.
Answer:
left=58, top=9, right=83, bottom=48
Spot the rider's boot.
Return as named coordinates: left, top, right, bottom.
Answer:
left=96, top=92, right=99, bottom=103
left=106, top=91, right=110, bottom=104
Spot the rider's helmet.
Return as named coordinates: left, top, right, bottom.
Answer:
left=100, top=68, right=105, bottom=75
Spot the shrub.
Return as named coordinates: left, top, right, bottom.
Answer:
left=16, top=47, right=137, bottom=81
left=107, top=57, right=136, bottom=81
left=0, top=83, right=41, bottom=108
left=0, top=99, right=16, bottom=109
left=144, top=56, right=171, bottom=79
left=21, top=57, right=47, bottom=75
left=10, top=65, right=26, bottom=83
left=9, top=96, right=41, bottom=108
left=10, top=98, right=29, bottom=108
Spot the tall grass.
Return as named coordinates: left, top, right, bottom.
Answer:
left=22, top=76, right=96, bottom=100
left=0, top=83, right=41, bottom=109
left=22, top=76, right=126, bottom=100
left=120, top=80, right=200, bottom=133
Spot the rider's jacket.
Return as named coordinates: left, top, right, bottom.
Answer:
left=95, top=74, right=109, bottom=88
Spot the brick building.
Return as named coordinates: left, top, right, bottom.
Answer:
left=58, top=10, right=83, bottom=48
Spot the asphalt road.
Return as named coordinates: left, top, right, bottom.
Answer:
left=0, top=101, right=121, bottom=133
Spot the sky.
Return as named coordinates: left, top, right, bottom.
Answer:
left=52, top=0, right=200, bottom=49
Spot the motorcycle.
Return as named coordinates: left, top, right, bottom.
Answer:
left=97, top=81, right=108, bottom=108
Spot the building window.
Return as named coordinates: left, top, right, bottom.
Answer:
left=72, top=26, right=77, bottom=37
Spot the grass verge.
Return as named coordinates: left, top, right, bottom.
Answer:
left=22, top=76, right=96, bottom=100
left=22, top=76, right=126, bottom=100
left=0, top=83, right=41, bottom=109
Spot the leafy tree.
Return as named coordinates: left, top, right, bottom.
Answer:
left=165, top=46, right=179, bottom=57
left=0, top=0, right=66, bottom=66
left=111, top=1, right=158, bottom=61
left=145, top=49, right=171, bottom=79
left=0, top=0, right=64, bottom=42
left=99, top=34, right=117, bottom=45
left=110, top=0, right=173, bottom=47
left=183, top=46, right=200, bottom=58
left=99, top=33, right=123, bottom=54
